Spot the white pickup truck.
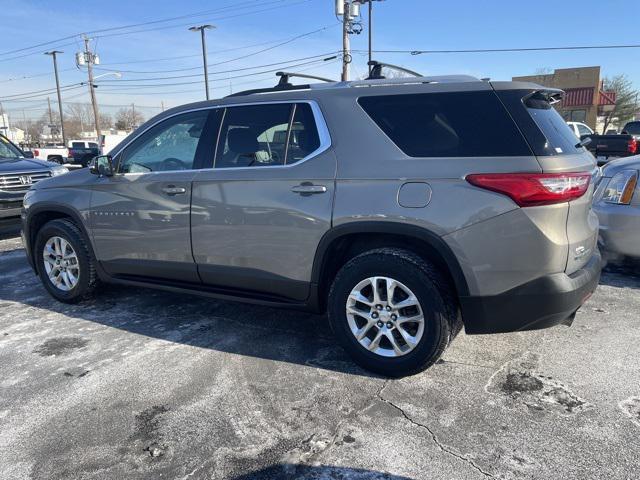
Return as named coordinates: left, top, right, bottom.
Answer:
left=32, top=144, right=67, bottom=163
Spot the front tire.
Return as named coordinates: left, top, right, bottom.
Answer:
left=328, top=248, right=459, bottom=377
left=34, top=219, right=98, bottom=303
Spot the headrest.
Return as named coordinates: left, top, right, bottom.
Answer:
left=228, top=128, right=258, bottom=154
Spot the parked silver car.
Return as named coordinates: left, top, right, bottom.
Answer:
left=593, top=155, right=640, bottom=259
left=21, top=75, right=601, bottom=376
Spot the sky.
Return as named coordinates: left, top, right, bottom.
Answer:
left=1, top=0, right=639, bottom=124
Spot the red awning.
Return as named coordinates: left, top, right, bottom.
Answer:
left=598, top=90, right=616, bottom=106
left=562, top=88, right=594, bottom=107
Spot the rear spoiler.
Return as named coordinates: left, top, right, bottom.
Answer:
left=522, top=88, right=565, bottom=108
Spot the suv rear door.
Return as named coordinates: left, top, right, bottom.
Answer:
left=190, top=101, right=335, bottom=302
left=494, top=86, right=599, bottom=273
left=90, top=109, right=215, bottom=282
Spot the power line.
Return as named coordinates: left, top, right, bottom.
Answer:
left=0, top=0, right=288, bottom=57
left=93, top=56, right=339, bottom=88
left=91, top=0, right=311, bottom=40
left=95, top=25, right=337, bottom=74
left=0, top=0, right=308, bottom=64
left=95, top=52, right=339, bottom=82
left=356, top=44, right=640, bottom=55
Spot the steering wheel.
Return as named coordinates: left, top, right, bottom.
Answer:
left=161, top=157, right=187, bottom=170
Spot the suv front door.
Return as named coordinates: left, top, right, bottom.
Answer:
left=90, top=109, right=214, bottom=282
left=190, top=101, right=335, bottom=301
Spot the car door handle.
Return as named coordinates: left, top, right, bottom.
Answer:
left=291, top=183, right=327, bottom=195
left=162, top=185, right=186, bottom=195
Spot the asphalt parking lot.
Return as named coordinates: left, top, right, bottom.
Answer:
left=1, top=222, right=639, bottom=480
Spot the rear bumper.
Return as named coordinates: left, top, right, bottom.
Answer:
left=460, top=251, right=602, bottom=334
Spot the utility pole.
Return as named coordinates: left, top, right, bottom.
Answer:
left=44, top=50, right=66, bottom=146
left=161, top=101, right=165, bottom=112
left=47, top=97, right=53, bottom=124
left=189, top=25, right=215, bottom=100
left=337, top=1, right=362, bottom=81
left=341, top=1, right=350, bottom=81
left=0, top=102, right=6, bottom=137
left=131, top=103, right=136, bottom=130
left=82, top=36, right=102, bottom=140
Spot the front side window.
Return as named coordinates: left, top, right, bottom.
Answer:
left=118, top=110, right=208, bottom=173
left=358, top=91, right=531, bottom=157
left=214, top=103, right=322, bottom=168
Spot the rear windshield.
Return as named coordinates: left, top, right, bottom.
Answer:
left=357, top=91, right=532, bottom=157
left=525, top=94, right=582, bottom=155
left=71, top=142, right=84, bottom=148
left=624, top=122, right=640, bottom=135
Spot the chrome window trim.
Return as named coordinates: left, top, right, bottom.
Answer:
left=112, top=100, right=331, bottom=176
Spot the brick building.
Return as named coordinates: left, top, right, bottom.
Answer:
left=513, top=66, right=616, bottom=131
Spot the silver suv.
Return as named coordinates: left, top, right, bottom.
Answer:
left=21, top=74, right=601, bottom=376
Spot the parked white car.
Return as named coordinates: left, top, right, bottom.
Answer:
left=566, top=122, right=594, bottom=138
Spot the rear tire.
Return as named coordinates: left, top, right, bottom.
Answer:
left=328, top=248, right=459, bottom=377
left=34, top=219, right=98, bottom=303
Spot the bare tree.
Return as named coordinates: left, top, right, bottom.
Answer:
left=601, top=75, right=640, bottom=134
left=115, top=107, right=145, bottom=131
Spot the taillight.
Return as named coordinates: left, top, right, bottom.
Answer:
left=628, top=138, right=637, bottom=154
left=67, top=150, right=74, bottom=158
left=466, top=172, right=591, bottom=207
left=34, top=149, right=39, bottom=157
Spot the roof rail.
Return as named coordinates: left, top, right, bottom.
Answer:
left=225, top=70, right=337, bottom=98
left=225, top=84, right=311, bottom=98
left=345, top=74, right=480, bottom=88
left=276, top=71, right=336, bottom=86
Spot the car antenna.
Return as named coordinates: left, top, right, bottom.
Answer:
left=366, top=61, right=422, bottom=80
left=275, top=71, right=336, bottom=87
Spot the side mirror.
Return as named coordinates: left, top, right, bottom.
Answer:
left=90, top=155, right=115, bottom=176
left=22, top=151, right=34, bottom=158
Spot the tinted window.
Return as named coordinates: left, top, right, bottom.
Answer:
left=71, top=142, right=84, bottom=148
left=358, top=91, right=531, bottom=157
left=624, top=122, right=640, bottom=135
left=215, top=104, right=292, bottom=168
left=286, top=103, right=321, bottom=164
left=525, top=94, right=582, bottom=155
left=88, top=142, right=99, bottom=148
left=118, top=110, right=208, bottom=173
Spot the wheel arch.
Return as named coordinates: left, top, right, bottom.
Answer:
left=311, top=222, right=470, bottom=312
left=25, top=204, right=94, bottom=272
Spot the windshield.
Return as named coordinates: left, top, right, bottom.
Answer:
left=0, top=136, right=23, bottom=159
left=624, top=122, right=640, bottom=135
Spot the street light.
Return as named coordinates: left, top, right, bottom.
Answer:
left=81, top=71, right=121, bottom=140
left=354, top=0, right=384, bottom=76
left=44, top=50, right=66, bottom=146
left=189, top=24, right=215, bottom=100
left=92, top=72, right=122, bottom=81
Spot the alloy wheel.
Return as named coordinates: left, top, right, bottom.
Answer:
left=42, top=236, right=80, bottom=291
left=346, top=276, right=425, bottom=358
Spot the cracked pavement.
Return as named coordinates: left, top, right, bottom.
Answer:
left=1, top=225, right=639, bottom=480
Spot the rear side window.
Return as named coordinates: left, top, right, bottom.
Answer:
left=524, top=93, right=582, bottom=155
left=214, top=103, right=321, bottom=168
left=357, top=91, right=531, bottom=157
